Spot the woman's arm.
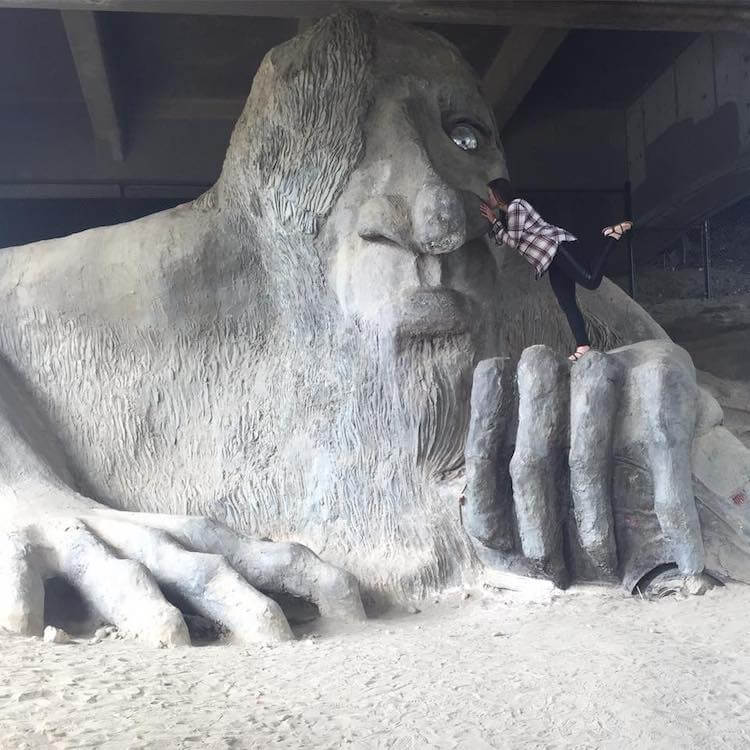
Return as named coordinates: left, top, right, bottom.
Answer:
left=491, top=200, right=526, bottom=249
left=495, top=201, right=526, bottom=248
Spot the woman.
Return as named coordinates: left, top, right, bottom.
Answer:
left=480, top=178, right=632, bottom=361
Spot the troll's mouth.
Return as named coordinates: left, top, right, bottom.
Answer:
left=393, top=286, right=476, bottom=339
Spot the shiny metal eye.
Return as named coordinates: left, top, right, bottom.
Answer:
left=449, top=123, right=479, bottom=151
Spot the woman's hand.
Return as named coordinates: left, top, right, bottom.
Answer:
left=480, top=202, right=499, bottom=224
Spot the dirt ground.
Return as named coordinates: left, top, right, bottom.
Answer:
left=1, top=582, right=749, bottom=750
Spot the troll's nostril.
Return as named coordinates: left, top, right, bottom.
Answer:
left=422, top=231, right=464, bottom=255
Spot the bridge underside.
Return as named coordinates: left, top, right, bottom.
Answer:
left=0, top=1, right=748, bottom=271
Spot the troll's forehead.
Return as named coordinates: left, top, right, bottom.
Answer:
left=372, top=25, right=496, bottom=141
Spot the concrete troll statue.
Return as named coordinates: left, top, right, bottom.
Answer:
left=0, top=11, right=748, bottom=646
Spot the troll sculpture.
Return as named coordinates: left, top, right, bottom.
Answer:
left=0, top=12, right=748, bottom=646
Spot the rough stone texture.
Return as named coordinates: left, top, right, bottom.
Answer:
left=609, top=341, right=709, bottom=590
left=509, top=346, right=570, bottom=587
left=634, top=354, right=705, bottom=576
left=0, top=11, right=748, bottom=644
left=462, top=358, right=516, bottom=551
left=43, top=626, right=70, bottom=644
left=476, top=340, right=748, bottom=592
left=569, top=351, right=623, bottom=579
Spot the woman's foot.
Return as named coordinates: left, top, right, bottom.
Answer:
left=602, top=221, right=633, bottom=240
left=569, top=345, right=591, bottom=362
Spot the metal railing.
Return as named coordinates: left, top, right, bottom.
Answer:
left=520, top=182, right=638, bottom=298
left=520, top=182, right=723, bottom=301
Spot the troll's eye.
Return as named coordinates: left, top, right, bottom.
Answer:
left=449, top=123, right=479, bottom=152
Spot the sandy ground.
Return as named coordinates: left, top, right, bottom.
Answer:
left=2, top=582, right=750, bottom=750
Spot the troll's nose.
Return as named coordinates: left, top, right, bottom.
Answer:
left=413, top=183, right=467, bottom=255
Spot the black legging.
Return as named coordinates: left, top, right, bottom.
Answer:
left=547, top=238, right=618, bottom=347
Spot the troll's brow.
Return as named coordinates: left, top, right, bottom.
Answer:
left=382, top=74, right=494, bottom=132
left=438, top=87, right=492, bottom=121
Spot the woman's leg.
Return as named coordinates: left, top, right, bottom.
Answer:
left=548, top=256, right=590, bottom=348
left=554, top=238, right=619, bottom=291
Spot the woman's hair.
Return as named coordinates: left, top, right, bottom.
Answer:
left=488, top=178, right=514, bottom=205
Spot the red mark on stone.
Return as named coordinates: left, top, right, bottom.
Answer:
left=731, top=491, right=746, bottom=506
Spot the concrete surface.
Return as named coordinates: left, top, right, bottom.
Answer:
left=0, top=11, right=747, bottom=648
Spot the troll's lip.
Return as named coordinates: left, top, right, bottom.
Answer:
left=393, top=286, right=475, bottom=338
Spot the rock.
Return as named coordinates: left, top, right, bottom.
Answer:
left=684, top=574, right=715, bottom=596
left=43, top=626, right=70, bottom=644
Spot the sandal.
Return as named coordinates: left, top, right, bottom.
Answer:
left=603, top=221, right=633, bottom=240
left=568, top=346, right=591, bottom=362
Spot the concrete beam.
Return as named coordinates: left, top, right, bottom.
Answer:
left=0, top=183, right=122, bottom=199
left=0, top=182, right=209, bottom=199
left=122, top=184, right=208, bottom=199
left=483, top=27, right=567, bottom=132
left=297, top=17, right=316, bottom=34
left=61, top=10, right=125, bottom=162
left=0, top=1, right=749, bottom=32
left=132, top=97, right=245, bottom=121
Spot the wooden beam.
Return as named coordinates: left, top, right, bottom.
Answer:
left=483, top=27, right=568, bottom=132
left=0, top=1, right=749, bottom=32
left=61, top=10, right=125, bottom=162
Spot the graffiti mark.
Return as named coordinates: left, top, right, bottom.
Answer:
left=624, top=515, right=639, bottom=529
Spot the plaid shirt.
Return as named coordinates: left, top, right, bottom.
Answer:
left=489, top=199, right=577, bottom=277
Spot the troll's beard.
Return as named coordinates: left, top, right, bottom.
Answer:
left=277, top=321, right=482, bottom=606
left=243, top=229, right=484, bottom=604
